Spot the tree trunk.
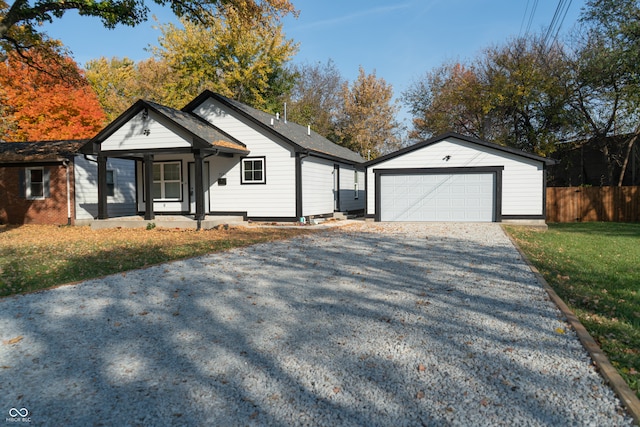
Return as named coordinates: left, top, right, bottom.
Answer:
left=617, top=129, right=640, bottom=186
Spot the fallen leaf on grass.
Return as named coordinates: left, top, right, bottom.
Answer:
left=3, top=336, right=23, bottom=345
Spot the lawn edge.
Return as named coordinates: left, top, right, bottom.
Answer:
left=503, top=227, right=640, bottom=426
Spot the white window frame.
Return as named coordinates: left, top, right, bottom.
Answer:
left=241, top=157, right=266, bottom=185
left=26, top=167, right=45, bottom=200
left=152, top=161, right=182, bottom=200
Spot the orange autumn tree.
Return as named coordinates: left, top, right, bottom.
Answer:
left=0, top=50, right=106, bottom=141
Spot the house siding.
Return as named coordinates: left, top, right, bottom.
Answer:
left=301, top=156, right=335, bottom=217
left=75, top=156, right=136, bottom=220
left=192, top=98, right=297, bottom=218
left=0, top=163, right=74, bottom=225
left=366, top=137, right=545, bottom=218
left=101, top=110, right=192, bottom=152
left=338, top=166, right=365, bottom=212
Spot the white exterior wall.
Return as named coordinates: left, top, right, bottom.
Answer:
left=192, top=98, right=296, bottom=218
left=338, top=165, right=365, bottom=212
left=102, top=110, right=192, bottom=151
left=301, top=156, right=334, bottom=217
left=74, top=155, right=136, bottom=219
left=366, top=137, right=545, bottom=217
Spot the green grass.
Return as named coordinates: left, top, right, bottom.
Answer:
left=506, top=223, right=640, bottom=399
left=0, top=225, right=313, bottom=298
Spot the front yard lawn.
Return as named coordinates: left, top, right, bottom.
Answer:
left=506, top=223, right=640, bottom=399
left=0, top=225, right=314, bottom=298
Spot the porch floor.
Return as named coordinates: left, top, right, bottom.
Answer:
left=87, top=215, right=246, bottom=230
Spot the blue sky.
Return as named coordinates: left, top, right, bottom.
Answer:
left=42, top=0, right=586, bottom=125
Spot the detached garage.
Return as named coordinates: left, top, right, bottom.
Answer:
left=365, top=133, right=555, bottom=223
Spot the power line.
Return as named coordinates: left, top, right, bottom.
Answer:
left=519, top=0, right=531, bottom=36
left=543, top=0, right=573, bottom=48
left=525, top=0, right=540, bottom=36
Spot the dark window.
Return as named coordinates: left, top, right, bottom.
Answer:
left=106, top=170, right=115, bottom=197
left=26, top=168, right=44, bottom=200
left=241, top=158, right=266, bottom=184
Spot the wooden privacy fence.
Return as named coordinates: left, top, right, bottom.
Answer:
left=546, top=186, right=640, bottom=222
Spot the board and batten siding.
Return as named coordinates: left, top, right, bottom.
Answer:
left=192, top=98, right=296, bottom=218
left=74, top=155, right=136, bottom=219
left=101, top=110, right=192, bottom=152
left=366, top=137, right=545, bottom=217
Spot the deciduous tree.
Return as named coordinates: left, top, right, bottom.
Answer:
left=403, top=36, right=574, bottom=156
left=281, top=60, right=345, bottom=140
left=572, top=0, right=640, bottom=185
left=151, top=11, right=297, bottom=110
left=402, top=62, right=489, bottom=141
left=0, top=0, right=296, bottom=65
left=334, top=66, right=401, bottom=159
left=0, top=50, right=106, bottom=141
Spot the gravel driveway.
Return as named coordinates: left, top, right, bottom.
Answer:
left=0, top=223, right=633, bottom=426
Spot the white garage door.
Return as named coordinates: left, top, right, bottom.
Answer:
left=379, top=173, right=495, bottom=222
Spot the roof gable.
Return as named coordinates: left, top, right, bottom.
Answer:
left=183, top=90, right=365, bottom=165
left=83, top=100, right=248, bottom=155
left=364, top=132, right=556, bottom=166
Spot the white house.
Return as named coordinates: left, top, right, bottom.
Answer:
left=364, top=132, right=554, bottom=223
left=82, top=91, right=365, bottom=225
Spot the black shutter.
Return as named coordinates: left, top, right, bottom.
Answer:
left=43, top=167, right=51, bottom=198
left=18, top=168, right=25, bottom=198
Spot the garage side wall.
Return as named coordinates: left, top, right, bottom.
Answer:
left=366, top=138, right=545, bottom=220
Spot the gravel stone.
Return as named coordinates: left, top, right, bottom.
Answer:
left=0, top=222, right=633, bottom=426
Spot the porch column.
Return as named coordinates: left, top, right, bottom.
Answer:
left=144, top=154, right=155, bottom=221
left=97, top=155, right=108, bottom=219
left=194, top=150, right=205, bottom=223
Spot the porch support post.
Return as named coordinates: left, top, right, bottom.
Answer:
left=194, top=150, right=205, bottom=227
left=97, top=155, right=108, bottom=219
left=144, top=154, right=155, bottom=221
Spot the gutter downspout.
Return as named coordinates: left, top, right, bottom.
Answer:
left=63, top=159, right=71, bottom=225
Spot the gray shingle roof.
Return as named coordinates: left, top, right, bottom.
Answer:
left=0, top=140, right=86, bottom=163
left=145, top=101, right=248, bottom=153
left=185, top=92, right=365, bottom=164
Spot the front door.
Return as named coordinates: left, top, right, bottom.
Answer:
left=189, top=162, right=210, bottom=214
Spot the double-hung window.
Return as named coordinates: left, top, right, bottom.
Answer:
left=26, top=167, right=45, bottom=200
left=241, top=157, right=266, bottom=184
left=152, top=162, right=182, bottom=200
